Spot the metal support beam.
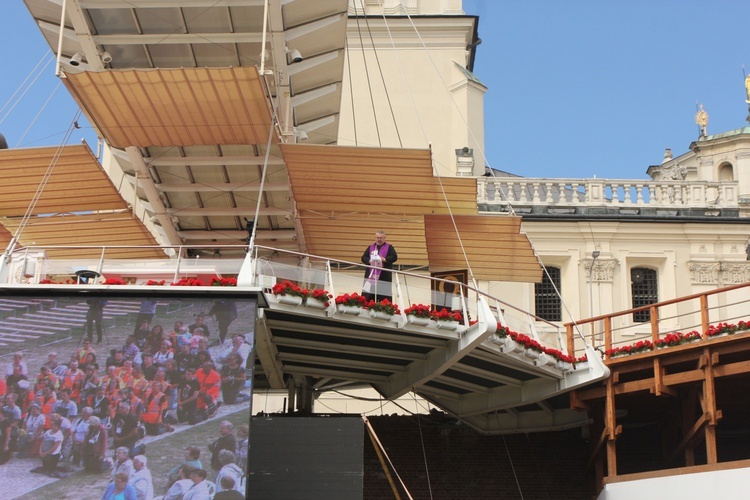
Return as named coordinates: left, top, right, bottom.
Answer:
left=125, top=147, right=183, bottom=246
left=145, top=156, right=285, bottom=167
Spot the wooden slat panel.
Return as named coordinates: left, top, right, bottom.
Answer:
left=1, top=213, right=165, bottom=259
left=0, top=145, right=128, bottom=215
left=424, top=214, right=543, bottom=283
left=299, top=216, right=428, bottom=266
left=64, top=67, right=274, bottom=148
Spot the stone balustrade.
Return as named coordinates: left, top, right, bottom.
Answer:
left=477, top=178, right=740, bottom=211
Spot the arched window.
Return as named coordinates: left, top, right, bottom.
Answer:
left=535, top=266, right=561, bottom=322
left=718, top=162, right=734, bottom=181
left=631, top=267, right=658, bottom=322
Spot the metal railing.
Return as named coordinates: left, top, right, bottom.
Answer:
left=249, top=245, right=567, bottom=351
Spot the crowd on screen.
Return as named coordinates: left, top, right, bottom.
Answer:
left=0, top=303, right=251, bottom=499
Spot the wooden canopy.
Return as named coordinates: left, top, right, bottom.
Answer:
left=64, top=67, right=274, bottom=148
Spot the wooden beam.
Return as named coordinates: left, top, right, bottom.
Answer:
left=605, top=375, right=618, bottom=476
left=667, top=412, right=709, bottom=464
left=586, top=427, right=609, bottom=471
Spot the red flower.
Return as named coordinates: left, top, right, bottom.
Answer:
left=308, top=288, right=332, bottom=306
left=404, top=304, right=431, bottom=319
left=210, top=277, right=237, bottom=287
left=145, top=279, right=165, bottom=286
left=365, top=299, right=400, bottom=315
left=171, top=277, right=206, bottom=286
left=335, top=292, right=368, bottom=307
left=430, top=308, right=463, bottom=323
left=272, top=280, right=306, bottom=297
left=102, top=278, right=127, bottom=285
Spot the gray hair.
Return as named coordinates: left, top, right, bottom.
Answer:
left=88, top=416, right=101, bottom=426
left=81, top=407, right=94, bottom=416
left=218, top=449, right=236, bottom=465
left=134, top=455, right=147, bottom=466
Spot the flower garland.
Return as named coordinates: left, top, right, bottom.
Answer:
left=366, top=299, right=400, bottom=315
left=334, top=292, right=368, bottom=307
left=145, top=279, right=166, bottom=286
left=39, top=279, right=74, bottom=284
left=404, top=304, right=431, bottom=319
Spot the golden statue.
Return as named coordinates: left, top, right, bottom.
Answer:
left=695, top=104, right=708, bottom=137
left=746, top=73, right=750, bottom=104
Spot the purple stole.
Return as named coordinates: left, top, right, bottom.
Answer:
left=367, top=243, right=390, bottom=281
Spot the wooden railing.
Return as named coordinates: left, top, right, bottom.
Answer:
left=565, top=281, right=750, bottom=360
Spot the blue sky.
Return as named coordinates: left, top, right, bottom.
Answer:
left=1, top=1, right=749, bottom=180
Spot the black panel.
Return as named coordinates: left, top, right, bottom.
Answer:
left=249, top=416, right=363, bottom=499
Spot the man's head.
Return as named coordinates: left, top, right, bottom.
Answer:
left=218, top=449, right=236, bottom=466
left=190, top=468, right=207, bottom=484
left=184, top=368, right=196, bottom=380
left=219, top=420, right=233, bottom=436
left=69, top=360, right=79, bottom=371
left=220, top=475, right=237, bottom=491
left=58, top=388, right=71, bottom=401
left=117, top=402, right=130, bottom=415
left=232, top=335, right=244, bottom=347
left=194, top=314, right=205, bottom=325
left=81, top=407, right=94, bottom=418
left=202, top=361, right=214, bottom=374
left=375, top=230, right=386, bottom=244
left=82, top=339, right=91, bottom=349
left=133, top=455, right=147, bottom=470
left=115, top=447, right=129, bottom=462
left=114, top=351, right=124, bottom=362
left=142, top=354, right=153, bottom=366
left=186, top=446, right=201, bottom=460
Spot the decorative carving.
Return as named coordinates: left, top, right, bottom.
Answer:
left=719, top=263, right=750, bottom=285
left=736, top=151, right=750, bottom=159
left=657, top=163, right=687, bottom=181
left=688, top=262, right=720, bottom=284
left=584, top=259, right=616, bottom=282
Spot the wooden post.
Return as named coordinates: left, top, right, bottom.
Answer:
left=702, top=348, right=719, bottom=464
left=650, top=305, right=659, bottom=344
left=700, top=294, right=709, bottom=334
left=603, top=317, right=612, bottom=359
left=605, top=373, right=618, bottom=477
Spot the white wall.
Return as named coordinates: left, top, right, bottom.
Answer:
left=599, top=466, right=750, bottom=500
